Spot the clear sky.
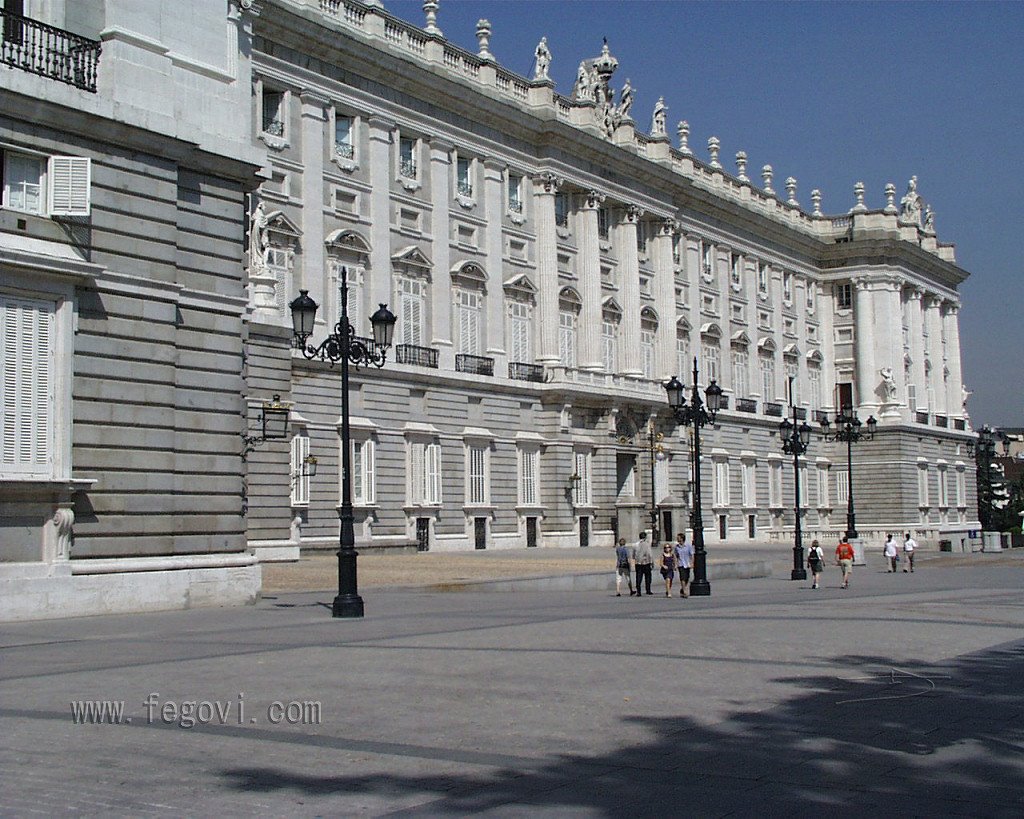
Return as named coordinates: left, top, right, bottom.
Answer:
left=385, top=0, right=1024, bottom=426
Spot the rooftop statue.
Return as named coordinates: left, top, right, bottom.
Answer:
left=651, top=96, right=667, bottom=136
left=899, top=175, right=922, bottom=226
left=532, top=37, right=551, bottom=81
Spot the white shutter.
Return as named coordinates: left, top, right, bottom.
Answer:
left=1, top=297, right=54, bottom=475
left=427, top=442, right=442, bottom=504
left=559, top=312, right=576, bottom=368
left=400, top=285, right=424, bottom=348
left=352, top=440, right=364, bottom=504
left=290, top=434, right=309, bottom=506
left=48, top=156, right=91, bottom=216
left=338, top=265, right=362, bottom=332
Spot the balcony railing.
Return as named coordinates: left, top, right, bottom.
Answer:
left=456, top=354, right=494, bottom=376
left=763, top=401, right=783, bottom=417
left=735, top=397, right=757, bottom=414
left=0, top=10, right=101, bottom=92
left=508, top=362, right=544, bottom=382
left=395, top=343, right=438, bottom=368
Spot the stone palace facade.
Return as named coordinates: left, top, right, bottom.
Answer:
left=243, top=0, right=978, bottom=559
left=0, top=0, right=979, bottom=621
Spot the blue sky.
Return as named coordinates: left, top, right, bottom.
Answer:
left=386, top=0, right=1024, bottom=426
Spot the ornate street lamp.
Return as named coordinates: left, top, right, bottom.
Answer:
left=819, top=404, right=877, bottom=540
left=664, top=358, right=722, bottom=596
left=242, top=394, right=291, bottom=457
left=779, top=386, right=813, bottom=580
left=970, top=425, right=1005, bottom=531
left=289, top=275, right=396, bottom=618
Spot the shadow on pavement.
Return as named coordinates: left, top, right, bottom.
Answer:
left=219, top=640, right=1024, bottom=815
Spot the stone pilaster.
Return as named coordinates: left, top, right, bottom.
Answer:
left=872, top=276, right=905, bottom=419
left=925, top=296, right=945, bottom=416
left=367, top=116, right=395, bottom=317
left=944, top=302, right=964, bottom=420
left=299, top=91, right=328, bottom=316
left=577, top=191, right=604, bottom=372
left=819, top=283, right=836, bottom=412
left=652, top=218, right=677, bottom=380
left=618, top=205, right=644, bottom=377
left=429, top=137, right=454, bottom=368
left=532, top=173, right=560, bottom=366
left=482, top=159, right=506, bottom=370
left=906, top=287, right=926, bottom=415
left=853, top=278, right=876, bottom=415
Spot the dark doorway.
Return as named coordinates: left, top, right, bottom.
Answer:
left=474, top=517, right=487, bottom=550
left=662, top=510, right=673, bottom=541
left=579, top=516, right=590, bottom=548
left=526, top=516, right=538, bottom=548
left=415, top=517, right=430, bottom=552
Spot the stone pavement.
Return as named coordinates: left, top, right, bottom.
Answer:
left=2, top=549, right=1023, bottom=816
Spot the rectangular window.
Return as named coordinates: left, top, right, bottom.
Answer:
left=597, top=208, right=609, bottom=240
left=573, top=450, right=591, bottom=506
left=808, top=366, right=821, bottom=411
left=676, top=333, right=690, bottom=381
left=559, top=311, right=577, bottom=368
left=335, top=264, right=362, bottom=331
left=956, top=471, right=966, bottom=507
left=334, top=114, right=354, bottom=158
left=836, top=381, right=854, bottom=411
left=714, top=461, right=730, bottom=507
left=732, top=350, right=748, bottom=398
left=769, top=462, right=783, bottom=507
left=456, top=156, right=473, bottom=197
left=467, top=444, right=487, bottom=504
left=836, top=470, right=849, bottom=505
left=785, top=361, right=799, bottom=405
left=398, top=278, right=425, bottom=347
left=730, top=253, right=741, bottom=287
left=1, top=296, right=55, bottom=477
left=702, top=342, right=720, bottom=383
left=266, top=247, right=291, bottom=315
left=918, top=467, right=930, bottom=506
left=742, top=461, right=756, bottom=507
left=836, top=283, right=852, bottom=309
left=783, top=272, right=793, bottom=304
left=601, top=320, right=618, bottom=373
left=701, top=242, right=713, bottom=278
left=519, top=447, right=539, bottom=506
left=799, top=464, right=809, bottom=507
left=455, top=289, right=481, bottom=355
left=507, top=301, right=532, bottom=363
left=409, top=440, right=442, bottom=505
left=760, top=355, right=775, bottom=400
left=758, top=263, right=768, bottom=294
left=507, top=172, right=523, bottom=213
left=554, top=193, right=569, bottom=227
left=352, top=439, right=376, bottom=505
left=806, top=282, right=816, bottom=311
left=640, top=328, right=655, bottom=379
left=261, top=88, right=285, bottom=135
left=2, top=152, right=42, bottom=214
left=290, top=433, right=310, bottom=507
left=399, top=137, right=417, bottom=179
left=817, top=467, right=829, bottom=507
left=938, top=468, right=949, bottom=508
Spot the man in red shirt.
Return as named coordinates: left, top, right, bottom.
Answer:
left=836, top=538, right=855, bottom=589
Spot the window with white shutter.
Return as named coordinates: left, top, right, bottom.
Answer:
left=573, top=450, right=591, bottom=506
left=507, top=301, right=532, bottom=363
left=398, top=278, right=425, bottom=346
left=519, top=447, right=538, bottom=506
left=836, top=470, right=849, bottom=505
left=732, top=349, right=749, bottom=398
left=918, top=465, right=930, bottom=506
left=760, top=354, right=775, bottom=400
left=559, top=310, right=577, bottom=368
left=799, top=463, right=809, bottom=507
left=455, top=289, right=481, bottom=355
left=701, top=342, right=720, bottom=383
left=48, top=156, right=91, bottom=216
left=817, top=467, right=829, bottom=507
left=601, top=319, right=618, bottom=373
left=334, top=264, right=363, bottom=332
left=938, top=466, right=949, bottom=508
left=426, top=442, right=441, bottom=504
left=266, top=247, right=291, bottom=315
left=290, top=432, right=310, bottom=506
left=714, top=461, right=730, bottom=507
left=769, top=462, right=783, bottom=507
left=741, top=461, right=756, bottom=507
left=409, top=440, right=440, bottom=505
left=676, top=330, right=690, bottom=380
left=352, top=438, right=376, bottom=505
left=467, top=444, right=487, bottom=504
left=1, top=296, right=55, bottom=477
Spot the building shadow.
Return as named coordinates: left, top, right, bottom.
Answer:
left=219, top=639, right=1024, bottom=815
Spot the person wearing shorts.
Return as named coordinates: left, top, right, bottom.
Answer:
left=614, top=537, right=634, bottom=596
left=836, top=537, right=855, bottom=588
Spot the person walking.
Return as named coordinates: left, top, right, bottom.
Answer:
left=632, top=532, right=654, bottom=596
left=806, top=539, right=824, bottom=589
left=659, top=542, right=677, bottom=597
left=614, top=537, right=634, bottom=596
left=835, top=536, right=855, bottom=589
left=674, top=532, right=694, bottom=597
left=883, top=533, right=899, bottom=573
left=903, top=532, right=918, bottom=572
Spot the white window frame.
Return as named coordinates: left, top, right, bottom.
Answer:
left=782, top=272, right=793, bottom=305
left=836, top=470, right=849, bottom=505
left=507, top=171, right=523, bottom=216
left=518, top=446, right=540, bottom=506
left=290, top=431, right=310, bottom=507
left=507, top=299, right=533, bottom=364
left=454, top=287, right=482, bottom=356
left=573, top=449, right=592, bottom=507
left=408, top=438, right=442, bottom=506
left=799, top=463, right=809, bottom=508
left=466, top=442, right=489, bottom=506
left=769, top=461, right=784, bottom=507
left=641, top=326, right=655, bottom=379
left=559, top=307, right=577, bottom=368
left=258, top=82, right=290, bottom=149
left=332, top=262, right=363, bottom=332
left=918, top=463, right=930, bottom=507
left=676, top=331, right=690, bottom=380
left=398, top=135, right=419, bottom=181
left=1, top=150, right=91, bottom=217
left=454, top=153, right=474, bottom=201
left=397, top=276, right=426, bottom=347
left=938, top=465, right=949, bottom=508
left=702, top=341, right=720, bottom=383
left=714, top=460, right=731, bottom=507
left=265, top=246, right=292, bottom=316
left=816, top=466, right=830, bottom=508
left=956, top=468, right=966, bottom=507
left=351, top=437, right=376, bottom=506
left=732, top=348, right=749, bottom=398
left=741, top=460, right=756, bottom=508
left=601, top=317, right=619, bottom=373
left=760, top=354, right=776, bottom=401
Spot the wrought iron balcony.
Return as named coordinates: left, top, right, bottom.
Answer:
left=456, top=354, right=494, bottom=376
left=763, top=401, right=783, bottom=417
left=335, top=141, right=354, bottom=159
left=735, top=397, right=757, bottom=414
left=508, top=362, right=544, bottom=382
left=0, top=10, right=101, bottom=92
left=399, top=158, right=417, bottom=179
left=395, top=343, right=438, bottom=368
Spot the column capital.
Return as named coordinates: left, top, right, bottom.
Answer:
left=905, top=285, right=924, bottom=301
left=532, top=171, right=562, bottom=195
left=580, top=190, right=605, bottom=210
left=623, top=204, right=645, bottom=223
left=943, top=300, right=960, bottom=315
left=659, top=217, right=679, bottom=236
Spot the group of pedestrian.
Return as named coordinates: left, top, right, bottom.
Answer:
left=883, top=533, right=917, bottom=573
left=615, top=532, right=694, bottom=598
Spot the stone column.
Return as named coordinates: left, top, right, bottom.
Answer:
left=367, top=116, right=395, bottom=318
left=299, top=91, right=328, bottom=316
left=685, top=234, right=701, bottom=377
left=533, top=173, right=560, bottom=366
left=429, top=137, right=454, bottom=369
left=618, top=205, right=644, bottom=377
left=651, top=218, right=676, bottom=380
left=819, top=282, right=836, bottom=412
left=577, top=191, right=605, bottom=372
left=853, top=278, right=877, bottom=415
left=482, top=158, right=506, bottom=371
left=925, top=296, right=945, bottom=416
left=906, top=287, right=926, bottom=415
left=873, top=276, right=904, bottom=419
left=944, top=302, right=964, bottom=420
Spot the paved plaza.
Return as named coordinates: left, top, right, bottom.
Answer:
left=2, top=548, right=1023, bottom=816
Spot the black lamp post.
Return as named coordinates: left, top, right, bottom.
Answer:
left=819, top=405, right=877, bottom=540
left=971, top=425, right=1004, bottom=531
left=289, top=274, right=396, bottom=618
left=779, top=385, right=813, bottom=580
left=664, top=357, right=722, bottom=597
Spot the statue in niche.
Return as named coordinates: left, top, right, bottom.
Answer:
left=880, top=367, right=898, bottom=401
left=651, top=96, right=667, bottom=136
left=923, top=205, right=935, bottom=233
left=248, top=200, right=270, bottom=273
left=899, top=175, right=922, bottom=226
left=532, top=37, right=551, bottom=81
